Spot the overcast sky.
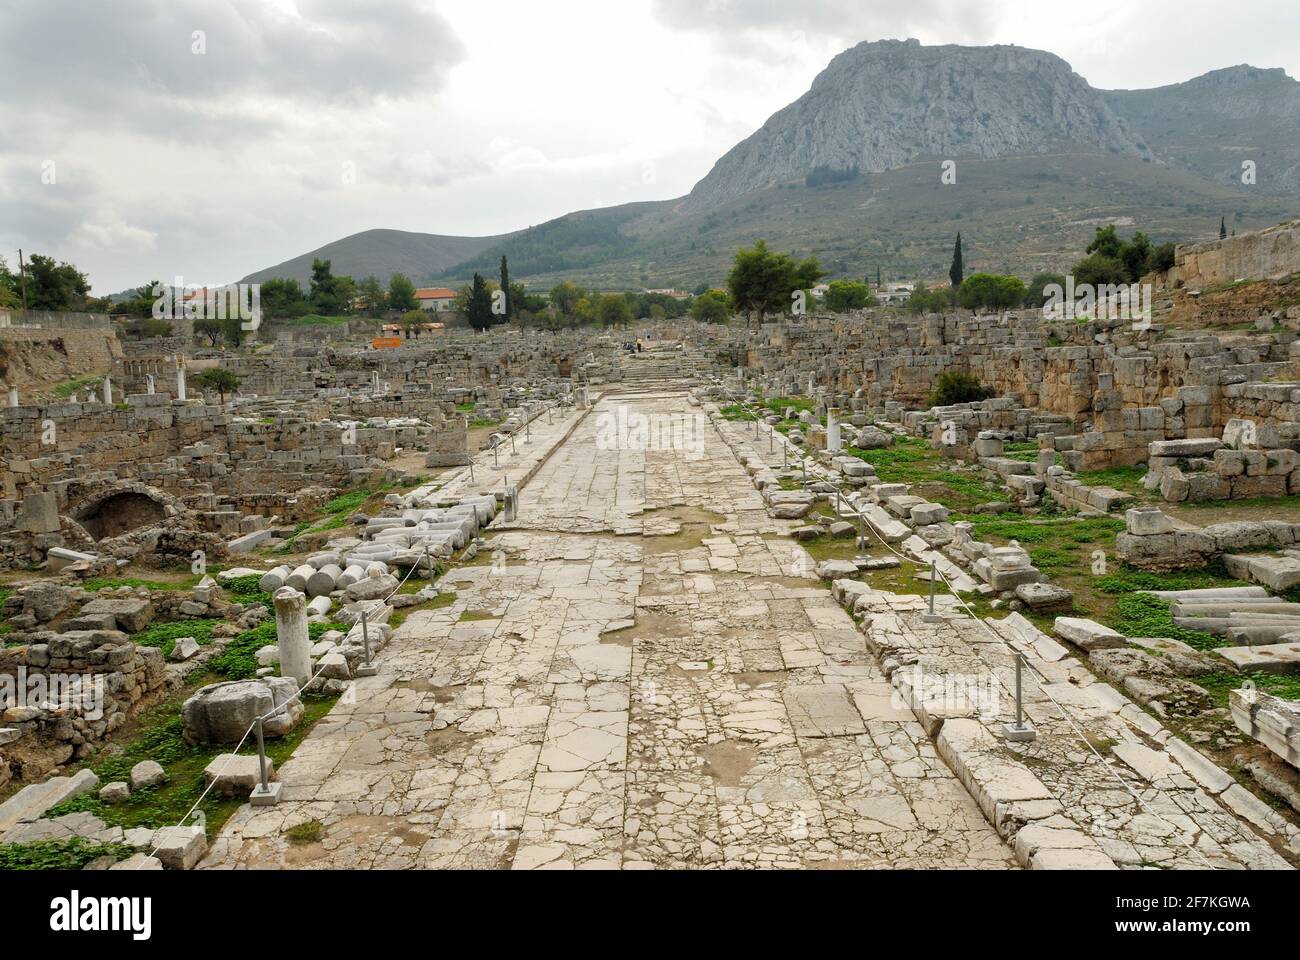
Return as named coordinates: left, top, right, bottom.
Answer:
left=2, top=0, right=1297, bottom=293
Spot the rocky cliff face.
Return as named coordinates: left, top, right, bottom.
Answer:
left=685, top=39, right=1151, bottom=210
left=1105, top=65, right=1300, bottom=194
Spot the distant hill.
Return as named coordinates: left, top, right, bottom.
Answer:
left=244, top=41, right=1300, bottom=292
left=239, top=228, right=515, bottom=286
left=1104, top=65, right=1300, bottom=196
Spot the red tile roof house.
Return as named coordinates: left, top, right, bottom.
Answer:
left=414, top=287, right=458, bottom=312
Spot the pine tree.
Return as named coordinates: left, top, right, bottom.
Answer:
left=949, top=234, right=964, bottom=289
left=1220, top=217, right=1227, bottom=239
left=467, top=273, right=494, bottom=332
left=499, top=256, right=511, bottom=322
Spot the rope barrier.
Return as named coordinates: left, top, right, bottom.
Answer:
left=735, top=400, right=1223, bottom=869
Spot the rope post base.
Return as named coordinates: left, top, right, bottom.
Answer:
left=356, top=609, right=379, bottom=677
left=921, top=556, right=945, bottom=624
left=249, top=717, right=282, bottom=806
left=1003, top=654, right=1037, bottom=742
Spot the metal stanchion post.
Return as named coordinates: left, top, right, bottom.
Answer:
left=425, top=544, right=434, bottom=586
left=493, top=442, right=500, bottom=468
left=357, top=609, right=378, bottom=677
left=1004, top=654, right=1037, bottom=742
left=249, top=715, right=281, bottom=805
left=526, top=417, right=531, bottom=442
left=922, top=556, right=943, bottom=623
left=510, top=433, right=517, bottom=454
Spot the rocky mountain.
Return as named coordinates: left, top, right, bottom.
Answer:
left=243, top=41, right=1299, bottom=292
left=1105, top=65, right=1300, bottom=195
left=685, top=39, right=1152, bottom=211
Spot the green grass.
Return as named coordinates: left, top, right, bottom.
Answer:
left=1075, top=465, right=1150, bottom=497
left=955, top=513, right=1125, bottom=545
left=1194, top=671, right=1300, bottom=708
left=285, top=314, right=352, bottom=326
left=44, top=691, right=338, bottom=839
left=0, top=837, right=134, bottom=870
left=81, top=576, right=197, bottom=593
left=1109, top=593, right=1224, bottom=651
left=132, top=619, right=222, bottom=658
left=454, top=402, right=476, bottom=414
left=48, top=375, right=103, bottom=400
left=285, top=819, right=324, bottom=845
left=221, top=574, right=272, bottom=609
left=719, top=404, right=759, bottom=422
left=207, top=619, right=344, bottom=680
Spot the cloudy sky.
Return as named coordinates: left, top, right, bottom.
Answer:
left=2, top=0, right=1297, bottom=293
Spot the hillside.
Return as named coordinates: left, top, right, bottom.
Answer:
left=1105, top=65, right=1300, bottom=196
left=239, top=228, right=514, bottom=286
left=685, top=39, right=1150, bottom=212
left=245, top=40, right=1300, bottom=294
left=436, top=152, right=1296, bottom=292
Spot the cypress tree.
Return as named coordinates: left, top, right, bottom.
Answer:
left=949, top=234, right=964, bottom=289
left=1219, top=217, right=1227, bottom=239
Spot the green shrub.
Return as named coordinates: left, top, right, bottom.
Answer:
left=929, top=372, right=995, bottom=407
left=0, top=838, right=134, bottom=871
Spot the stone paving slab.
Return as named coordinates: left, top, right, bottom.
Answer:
left=202, top=392, right=1014, bottom=870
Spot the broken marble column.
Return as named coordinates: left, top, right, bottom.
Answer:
left=827, top=408, right=842, bottom=454
left=7, top=387, right=17, bottom=407
left=102, top=377, right=112, bottom=404
left=273, top=587, right=311, bottom=689
left=146, top=374, right=156, bottom=395
left=176, top=364, right=187, bottom=401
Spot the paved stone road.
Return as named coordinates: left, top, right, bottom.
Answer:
left=203, top=392, right=1014, bottom=869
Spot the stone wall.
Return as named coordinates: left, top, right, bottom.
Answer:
left=1166, top=219, right=1300, bottom=290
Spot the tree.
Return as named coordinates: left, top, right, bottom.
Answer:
left=21, top=254, right=89, bottom=310
left=387, top=273, right=417, bottom=312
left=957, top=273, right=1027, bottom=311
left=1073, top=253, right=1129, bottom=288
left=948, top=234, right=964, bottom=289
left=929, top=371, right=995, bottom=407
left=466, top=273, right=495, bottom=331
left=219, top=315, right=245, bottom=348
left=0, top=257, right=20, bottom=309
left=1220, top=217, right=1228, bottom=240
left=593, top=293, right=632, bottom=327
left=1086, top=225, right=1123, bottom=261
left=499, top=256, right=511, bottom=322
left=123, top=281, right=161, bottom=318
left=1023, top=273, right=1067, bottom=308
left=1076, top=225, right=1176, bottom=283
left=124, top=316, right=173, bottom=339
left=549, top=281, right=584, bottom=318
left=195, top=368, right=240, bottom=405
left=726, top=240, right=824, bottom=323
left=690, top=289, right=731, bottom=323
left=195, top=317, right=223, bottom=346
left=308, top=258, right=353, bottom=315
left=260, top=277, right=309, bottom=319
left=1120, top=231, right=1153, bottom=282
left=358, top=275, right=387, bottom=317
left=823, top=280, right=876, bottom=312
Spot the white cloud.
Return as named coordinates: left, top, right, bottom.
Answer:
left=1, top=0, right=1296, bottom=292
